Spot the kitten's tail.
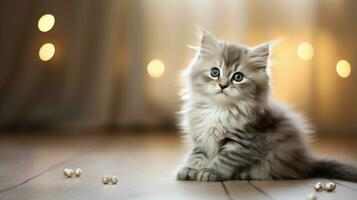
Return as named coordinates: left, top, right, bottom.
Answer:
left=309, top=159, right=357, bottom=182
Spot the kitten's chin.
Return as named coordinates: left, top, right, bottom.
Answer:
left=209, top=92, right=236, bottom=105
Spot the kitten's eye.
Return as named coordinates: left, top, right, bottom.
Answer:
left=210, top=67, right=220, bottom=77
left=232, top=72, right=244, bottom=82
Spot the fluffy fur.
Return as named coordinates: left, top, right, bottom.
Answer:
left=177, top=29, right=357, bottom=182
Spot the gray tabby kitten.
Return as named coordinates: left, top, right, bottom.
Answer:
left=177, top=29, right=357, bottom=182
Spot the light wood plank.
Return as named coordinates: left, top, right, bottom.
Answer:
left=0, top=132, right=103, bottom=192
left=0, top=133, right=229, bottom=200
left=248, top=178, right=357, bottom=200
left=332, top=179, right=357, bottom=192
left=223, top=181, right=270, bottom=200
left=248, top=179, right=318, bottom=200
left=2, top=133, right=357, bottom=200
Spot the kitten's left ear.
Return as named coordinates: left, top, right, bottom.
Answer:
left=248, top=41, right=276, bottom=68
left=249, top=41, right=274, bottom=60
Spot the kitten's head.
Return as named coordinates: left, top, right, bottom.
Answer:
left=186, top=30, right=273, bottom=106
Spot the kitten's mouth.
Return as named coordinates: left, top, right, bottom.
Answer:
left=217, top=90, right=227, bottom=96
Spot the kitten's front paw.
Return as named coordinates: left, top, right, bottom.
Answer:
left=197, top=168, right=225, bottom=182
left=176, top=167, right=198, bottom=181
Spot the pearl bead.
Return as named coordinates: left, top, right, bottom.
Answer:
left=111, top=176, right=118, bottom=184
left=64, top=168, right=74, bottom=177
left=63, top=168, right=69, bottom=177
left=314, top=182, right=324, bottom=192
left=102, top=175, right=111, bottom=184
left=325, top=182, right=336, bottom=192
left=306, top=193, right=317, bottom=200
left=75, top=168, right=82, bottom=177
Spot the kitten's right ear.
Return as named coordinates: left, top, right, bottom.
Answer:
left=197, top=28, right=220, bottom=56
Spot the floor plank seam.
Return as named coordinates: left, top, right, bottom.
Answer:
left=248, top=181, right=274, bottom=200
left=329, top=179, right=357, bottom=192
left=221, top=182, right=234, bottom=200
left=0, top=139, right=107, bottom=194
left=0, top=158, right=70, bottom=194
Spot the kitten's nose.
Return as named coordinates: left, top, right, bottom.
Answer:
left=219, top=84, right=228, bottom=90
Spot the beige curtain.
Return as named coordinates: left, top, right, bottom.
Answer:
left=0, top=0, right=121, bottom=129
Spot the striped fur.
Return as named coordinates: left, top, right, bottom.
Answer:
left=177, top=30, right=357, bottom=182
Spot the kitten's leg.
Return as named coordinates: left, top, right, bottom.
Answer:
left=177, top=147, right=209, bottom=180
left=197, top=139, right=247, bottom=182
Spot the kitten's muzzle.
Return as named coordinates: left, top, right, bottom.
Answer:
left=219, top=84, right=228, bottom=90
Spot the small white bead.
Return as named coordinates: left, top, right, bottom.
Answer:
left=306, top=193, right=317, bottom=200
left=68, top=169, right=74, bottom=177
left=111, top=176, right=118, bottom=184
left=64, top=168, right=74, bottom=177
left=325, top=182, right=336, bottom=192
left=314, top=182, right=324, bottom=192
left=74, top=168, right=82, bottom=177
left=102, top=175, right=111, bottom=184
left=63, top=168, right=69, bottom=177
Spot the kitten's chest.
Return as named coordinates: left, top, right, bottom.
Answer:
left=190, top=106, right=242, bottom=135
left=190, top=107, right=235, bottom=156
left=193, top=108, right=227, bottom=135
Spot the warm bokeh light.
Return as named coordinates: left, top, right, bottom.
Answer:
left=297, top=42, right=314, bottom=60
left=38, top=14, right=55, bottom=32
left=147, top=59, right=165, bottom=78
left=39, top=43, right=55, bottom=61
left=336, top=59, right=351, bottom=78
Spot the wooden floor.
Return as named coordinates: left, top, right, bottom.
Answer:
left=1, top=131, right=357, bottom=200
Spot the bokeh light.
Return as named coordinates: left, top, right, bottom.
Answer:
left=297, top=42, right=314, bottom=60
left=147, top=59, right=165, bottom=78
left=336, top=59, right=351, bottom=78
left=39, top=43, right=55, bottom=61
left=38, top=14, right=55, bottom=32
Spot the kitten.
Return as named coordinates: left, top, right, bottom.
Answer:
left=177, top=29, right=357, bottom=182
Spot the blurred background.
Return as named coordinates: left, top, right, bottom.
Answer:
left=0, top=0, right=356, bottom=134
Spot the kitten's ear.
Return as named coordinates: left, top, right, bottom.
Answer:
left=248, top=41, right=275, bottom=68
left=249, top=42, right=273, bottom=61
left=198, top=28, right=220, bottom=56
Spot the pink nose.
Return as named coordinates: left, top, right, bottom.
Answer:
left=219, top=84, right=228, bottom=90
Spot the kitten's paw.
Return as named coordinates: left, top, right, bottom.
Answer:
left=197, top=168, right=225, bottom=182
left=176, top=167, right=198, bottom=181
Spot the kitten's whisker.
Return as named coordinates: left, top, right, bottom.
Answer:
left=187, top=45, right=200, bottom=50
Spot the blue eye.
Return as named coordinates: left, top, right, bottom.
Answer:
left=232, top=72, right=244, bottom=82
left=210, top=67, right=220, bottom=77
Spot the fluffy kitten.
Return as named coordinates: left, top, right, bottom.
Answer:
left=177, top=29, right=357, bottom=182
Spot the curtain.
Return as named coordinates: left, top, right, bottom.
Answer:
left=0, top=0, right=122, bottom=129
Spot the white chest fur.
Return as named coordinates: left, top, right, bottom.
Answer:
left=187, top=105, right=234, bottom=159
